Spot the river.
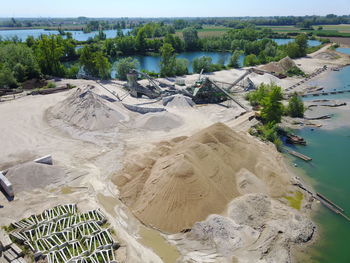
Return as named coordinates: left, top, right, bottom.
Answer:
left=285, top=54, right=350, bottom=263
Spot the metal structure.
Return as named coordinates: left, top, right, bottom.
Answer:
left=186, top=77, right=248, bottom=110
left=126, top=70, right=162, bottom=99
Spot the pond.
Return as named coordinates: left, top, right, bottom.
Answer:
left=336, top=47, right=350, bottom=55
left=0, top=28, right=131, bottom=41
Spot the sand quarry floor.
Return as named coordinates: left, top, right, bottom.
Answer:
left=0, top=45, right=349, bottom=263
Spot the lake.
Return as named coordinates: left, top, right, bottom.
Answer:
left=273, top=38, right=321, bottom=47
left=0, top=28, right=131, bottom=41
left=111, top=51, right=244, bottom=77
left=285, top=59, right=350, bottom=263
left=111, top=39, right=321, bottom=76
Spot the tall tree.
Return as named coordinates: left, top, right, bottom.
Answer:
left=287, top=93, right=305, bottom=117
left=35, top=35, right=64, bottom=76
left=182, top=27, right=199, bottom=51
left=261, top=84, right=284, bottom=123
left=160, top=43, right=176, bottom=77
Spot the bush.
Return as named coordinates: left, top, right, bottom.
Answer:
left=229, top=50, right=242, bottom=68
left=115, top=57, right=140, bottom=80
left=246, top=83, right=271, bottom=106
left=65, top=64, right=79, bottom=79
left=0, top=67, right=18, bottom=89
left=254, top=122, right=283, bottom=151
left=243, top=54, right=259, bottom=66
left=192, top=56, right=212, bottom=73
left=286, top=66, right=306, bottom=77
left=45, top=82, right=57, bottom=89
left=287, top=93, right=305, bottom=118
left=174, top=58, right=189, bottom=76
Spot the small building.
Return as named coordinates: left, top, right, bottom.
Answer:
left=0, top=172, right=14, bottom=197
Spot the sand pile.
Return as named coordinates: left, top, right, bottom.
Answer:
left=162, top=95, right=195, bottom=108
left=314, top=51, right=340, bottom=60
left=50, top=86, right=128, bottom=130
left=187, top=194, right=315, bottom=262
left=133, top=111, right=183, bottom=131
left=113, top=123, right=291, bottom=233
left=6, top=162, right=65, bottom=193
left=261, top=56, right=298, bottom=73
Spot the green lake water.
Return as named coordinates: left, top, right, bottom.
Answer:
left=285, top=61, right=350, bottom=262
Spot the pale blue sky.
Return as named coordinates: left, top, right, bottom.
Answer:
left=1, top=0, right=349, bottom=18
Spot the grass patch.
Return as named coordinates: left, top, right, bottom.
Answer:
left=284, top=191, right=304, bottom=210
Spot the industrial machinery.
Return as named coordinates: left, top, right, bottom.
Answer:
left=126, top=70, right=162, bottom=99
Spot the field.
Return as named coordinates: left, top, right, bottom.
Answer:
left=176, top=26, right=229, bottom=38
left=315, top=24, right=350, bottom=33
left=261, top=24, right=350, bottom=38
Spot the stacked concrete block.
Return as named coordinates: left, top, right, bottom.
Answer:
left=4, top=205, right=116, bottom=263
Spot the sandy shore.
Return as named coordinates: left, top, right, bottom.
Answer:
left=0, top=44, right=349, bottom=263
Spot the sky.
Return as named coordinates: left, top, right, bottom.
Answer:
left=1, top=0, right=349, bottom=18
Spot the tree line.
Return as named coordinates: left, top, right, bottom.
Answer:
left=0, top=22, right=324, bottom=87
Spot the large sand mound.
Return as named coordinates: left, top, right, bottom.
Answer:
left=133, top=111, right=183, bottom=131
left=261, top=56, right=298, bottom=73
left=113, top=123, right=291, bottom=233
left=50, top=86, right=128, bottom=130
left=6, top=162, right=65, bottom=193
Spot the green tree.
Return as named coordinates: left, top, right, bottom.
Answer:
left=192, top=56, right=212, bottom=73
left=160, top=43, right=176, bottom=77
left=35, top=35, right=65, bottom=76
left=287, top=93, right=305, bottom=117
left=0, top=43, right=41, bottom=81
left=295, top=34, right=308, bottom=57
left=284, top=42, right=300, bottom=58
left=229, top=50, right=241, bottom=68
left=246, top=83, right=270, bottom=106
left=79, top=45, right=111, bottom=79
left=136, top=28, right=147, bottom=53
left=182, top=27, right=199, bottom=51
left=115, top=57, right=140, bottom=80
left=0, top=67, right=18, bottom=89
left=261, top=84, right=284, bottom=123
left=174, top=58, right=189, bottom=76
left=243, top=54, right=259, bottom=66
left=94, top=51, right=111, bottom=80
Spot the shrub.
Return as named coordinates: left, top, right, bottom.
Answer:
left=287, top=93, right=305, bottom=118
left=174, top=58, right=189, bottom=76
left=243, top=54, right=259, bottom=66
left=115, top=57, right=140, bottom=80
left=286, top=66, right=306, bottom=77
left=192, top=56, right=213, bottom=73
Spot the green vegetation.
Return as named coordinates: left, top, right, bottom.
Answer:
left=284, top=191, right=304, bottom=210
left=182, top=27, right=200, bottom=51
left=0, top=18, right=330, bottom=86
left=192, top=56, right=212, bottom=73
left=79, top=45, right=111, bottom=79
left=286, top=66, right=306, bottom=77
left=247, top=83, right=285, bottom=150
left=160, top=43, right=189, bottom=77
left=286, top=93, right=305, bottom=118
left=115, top=57, right=140, bottom=80
left=228, top=50, right=242, bottom=68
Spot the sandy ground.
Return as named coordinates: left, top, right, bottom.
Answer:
left=0, top=44, right=349, bottom=263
